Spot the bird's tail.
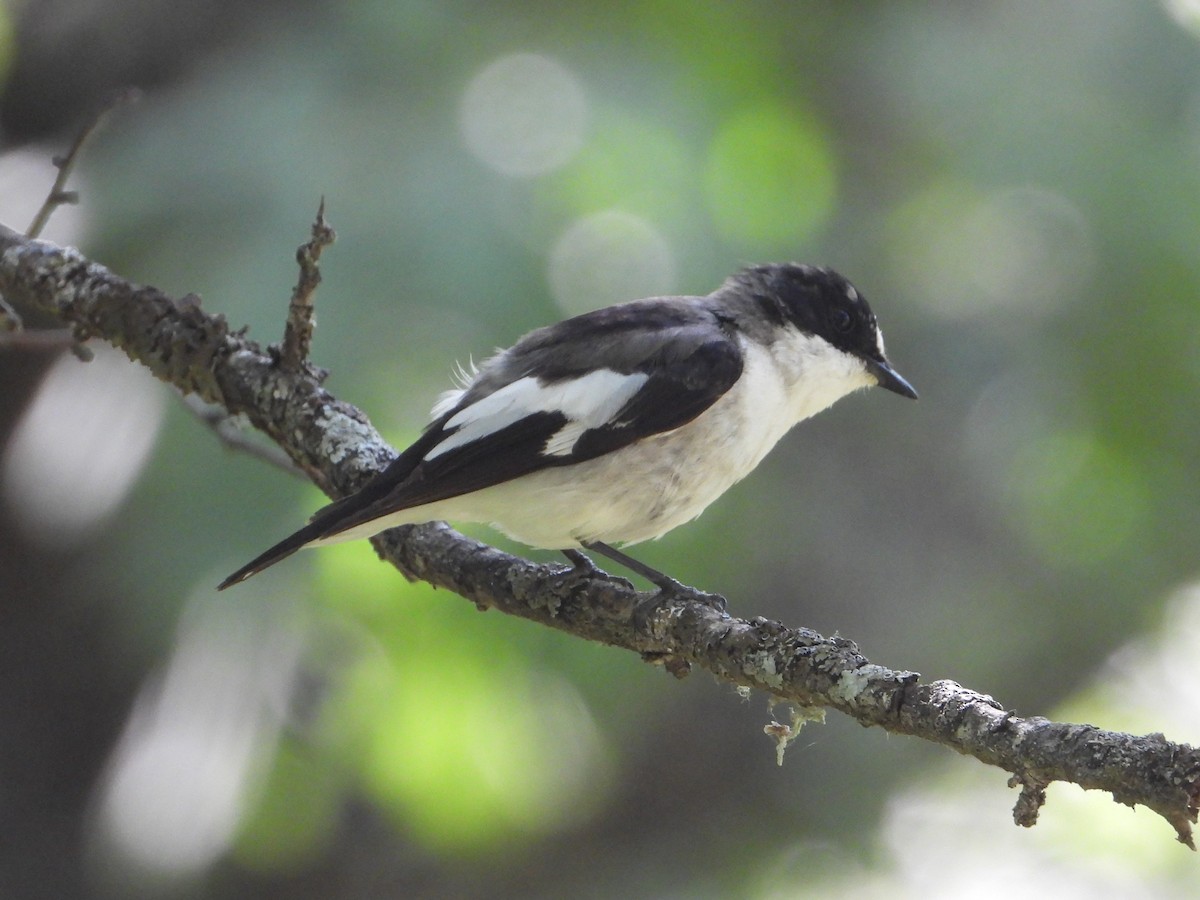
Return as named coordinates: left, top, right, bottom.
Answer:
left=217, top=485, right=387, bottom=590
left=216, top=518, right=331, bottom=590
left=217, top=423, right=445, bottom=590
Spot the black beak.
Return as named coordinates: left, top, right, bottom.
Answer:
left=867, top=358, right=918, bottom=399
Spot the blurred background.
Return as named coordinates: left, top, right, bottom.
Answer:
left=2, top=0, right=1200, bottom=896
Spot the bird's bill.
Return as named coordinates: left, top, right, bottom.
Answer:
left=867, top=358, right=918, bottom=399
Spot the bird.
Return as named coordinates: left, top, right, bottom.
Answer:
left=218, top=263, right=916, bottom=591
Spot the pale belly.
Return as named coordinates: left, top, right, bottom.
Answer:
left=452, top=393, right=786, bottom=548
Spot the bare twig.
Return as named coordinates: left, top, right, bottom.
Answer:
left=0, top=222, right=1197, bottom=848
left=0, top=294, right=22, bottom=333
left=279, top=198, right=336, bottom=371
left=180, top=394, right=307, bottom=478
left=26, top=88, right=141, bottom=240
left=0, top=326, right=94, bottom=360
left=3, top=90, right=139, bottom=357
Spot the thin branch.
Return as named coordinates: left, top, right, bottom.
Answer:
left=279, top=198, right=335, bottom=371
left=179, top=394, right=307, bottom=478
left=0, top=294, right=23, bottom=333
left=26, top=88, right=141, bottom=240
left=1, top=90, right=139, bottom=355
left=0, top=222, right=1196, bottom=848
left=0, top=326, right=94, bottom=360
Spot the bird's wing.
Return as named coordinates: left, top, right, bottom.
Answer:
left=219, top=302, right=742, bottom=588
left=325, top=307, right=743, bottom=529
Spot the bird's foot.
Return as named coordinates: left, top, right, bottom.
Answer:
left=561, top=547, right=601, bottom=577
left=565, top=542, right=728, bottom=623
left=552, top=548, right=632, bottom=594
left=634, top=575, right=728, bottom=620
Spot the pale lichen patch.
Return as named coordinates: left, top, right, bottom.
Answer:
left=314, top=407, right=380, bottom=465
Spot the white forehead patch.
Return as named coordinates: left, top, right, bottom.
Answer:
left=845, top=284, right=858, bottom=302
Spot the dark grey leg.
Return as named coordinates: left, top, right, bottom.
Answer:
left=580, top=541, right=682, bottom=591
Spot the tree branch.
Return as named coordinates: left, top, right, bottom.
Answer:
left=279, top=197, right=335, bottom=371
left=1, top=221, right=1196, bottom=847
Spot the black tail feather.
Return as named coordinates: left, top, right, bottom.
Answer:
left=217, top=518, right=331, bottom=590
left=218, top=415, right=452, bottom=590
left=217, top=464, right=413, bottom=590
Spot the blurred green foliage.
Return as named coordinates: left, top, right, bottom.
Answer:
left=313, top=542, right=619, bottom=853
left=704, top=102, right=837, bottom=252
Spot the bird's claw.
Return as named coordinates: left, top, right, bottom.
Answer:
left=632, top=578, right=728, bottom=630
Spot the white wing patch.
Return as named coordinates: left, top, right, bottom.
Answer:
left=424, top=368, right=649, bottom=461
left=539, top=369, right=649, bottom=456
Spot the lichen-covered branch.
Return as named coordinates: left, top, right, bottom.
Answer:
left=1, top=221, right=1196, bottom=847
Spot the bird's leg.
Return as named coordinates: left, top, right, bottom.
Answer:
left=580, top=541, right=727, bottom=614
left=561, top=548, right=603, bottom=577
left=579, top=541, right=679, bottom=590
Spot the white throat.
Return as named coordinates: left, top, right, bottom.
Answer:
left=754, top=328, right=875, bottom=425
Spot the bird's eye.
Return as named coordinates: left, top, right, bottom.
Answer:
left=830, top=308, right=853, bottom=333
